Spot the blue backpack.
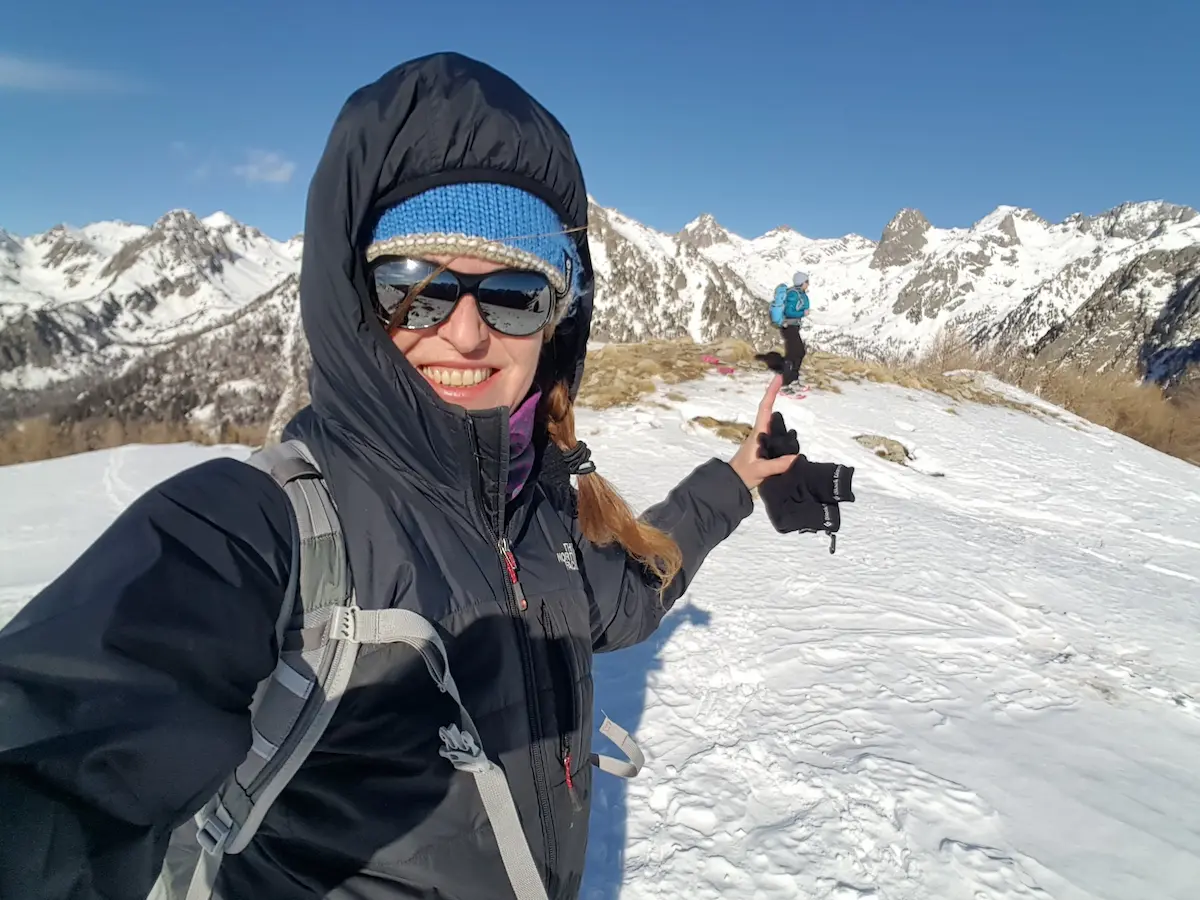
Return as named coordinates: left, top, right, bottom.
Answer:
left=770, top=284, right=808, bottom=326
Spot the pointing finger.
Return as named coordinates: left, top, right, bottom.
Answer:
left=755, top=375, right=783, bottom=434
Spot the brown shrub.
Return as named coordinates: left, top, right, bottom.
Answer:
left=576, top=338, right=758, bottom=409
left=910, top=325, right=1200, bottom=466
left=0, top=416, right=270, bottom=467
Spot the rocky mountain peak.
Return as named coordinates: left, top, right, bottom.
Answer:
left=1069, top=201, right=1198, bottom=242
left=100, top=209, right=234, bottom=280
left=204, top=211, right=269, bottom=245
left=679, top=213, right=733, bottom=250
left=37, top=226, right=101, bottom=271
left=870, top=208, right=932, bottom=270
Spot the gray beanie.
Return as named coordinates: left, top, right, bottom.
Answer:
left=793, top=271, right=810, bottom=287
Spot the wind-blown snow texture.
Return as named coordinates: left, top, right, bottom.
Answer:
left=3, top=374, right=1197, bottom=900
left=3, top=199, right=1199, bottom=416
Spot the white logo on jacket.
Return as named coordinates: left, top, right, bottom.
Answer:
left=557, top=542, right=579, bottom=571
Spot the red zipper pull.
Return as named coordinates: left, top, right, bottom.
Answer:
left=564, top=754, right=582, bottom=811
left=498, top=538, right=527, bottom=611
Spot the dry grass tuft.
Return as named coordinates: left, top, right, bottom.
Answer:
left=907, top=326, right=1200, bottom=465
left=0, top=417, right=268, bottom=467
left=577, top=338, right=758, bottom=409
left=797, top=349, right=1042, bottom=415
left=690, top=416, right=754, bottom=443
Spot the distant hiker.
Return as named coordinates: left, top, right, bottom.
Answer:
left=765, top=271, right=811, bottom=385
left=0, top=52, right=800, bottom=900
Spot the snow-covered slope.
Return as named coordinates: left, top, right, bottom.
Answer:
left=3, top=198, right=1198, bottom=420
left=3, top=373, right=1198, bottom=899
left=588, top=204, right=775, bottom=345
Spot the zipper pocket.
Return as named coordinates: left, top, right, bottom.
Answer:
left=541, top=599, right=585, bottom=812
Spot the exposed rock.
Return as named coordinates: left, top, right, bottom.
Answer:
left=871, top=209, right=932, bottom=270
left=854, top=434, right=912, bottom=464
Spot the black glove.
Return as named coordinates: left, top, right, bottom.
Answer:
left=756, top=412, right=856, bottom=553
left=758, top=412, right=855, bottom=502
left=754, top=351, right=800, bottom=385
left=799, top=460, right=855, bottom=505
left=759, top=473, right=842, bottom=536
left=757, top=411, right=799, bottom=458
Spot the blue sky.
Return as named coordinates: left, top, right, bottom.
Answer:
left=2, top=0, right=1197, bottom=242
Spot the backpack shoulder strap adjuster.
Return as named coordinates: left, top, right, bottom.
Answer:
left=328, top=605, right=359, bottom=643
left=194, top=801, right=234, bottom=855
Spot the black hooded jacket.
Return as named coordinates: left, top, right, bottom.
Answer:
left=0, top=54, right=753, bottom=900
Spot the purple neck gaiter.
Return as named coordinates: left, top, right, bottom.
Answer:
left=507, top=389, right=542, bottom=500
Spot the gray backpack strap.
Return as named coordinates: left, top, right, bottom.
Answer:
left=169, top=441, right=553, bottom=900
left=592, top=717, right=645, bottom=779
left=341, top=608, right=552, bottom=900
left=181, top=440, right=363, bottom=900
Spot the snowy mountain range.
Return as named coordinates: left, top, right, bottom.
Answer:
left=2, top=198, right=1197, bottom=426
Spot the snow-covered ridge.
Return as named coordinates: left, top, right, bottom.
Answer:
left=2, top=198, right=1198, bottom=406
left=0, top=209, right=303, bottom=394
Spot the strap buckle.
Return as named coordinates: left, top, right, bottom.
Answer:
left=329, top=606, right=358, bottom=643
left=194, top=801, right=234, bottom=855
left=438, top=725, right=488, bottom=774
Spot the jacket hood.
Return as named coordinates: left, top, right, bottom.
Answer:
left=293, top=51, right=595, bottom=491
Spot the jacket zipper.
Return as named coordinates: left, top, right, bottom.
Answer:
left=463, top=417, right=556, bottom=877
left=541, top=602, right=584, bottom=814
left=498, top=537, right=527, bottom=611
left=494, top=534, right=557, bottom=874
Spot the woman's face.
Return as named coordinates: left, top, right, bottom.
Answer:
left=388, top=255, right=544, bottom=412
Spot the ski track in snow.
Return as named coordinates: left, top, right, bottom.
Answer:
left=2, top=377, right=1199, bottom=900
left=102, top=445, right=134, bottom=511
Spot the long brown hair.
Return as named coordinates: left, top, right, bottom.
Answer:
left=542, top=381, right=683, bottom=592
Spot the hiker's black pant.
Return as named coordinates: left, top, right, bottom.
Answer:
left=781, top=324, right=806, bottom=371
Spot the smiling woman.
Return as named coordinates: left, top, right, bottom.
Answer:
left=365, top=180, right=578, bottom=412
left=0, top=50, right=799, bottom=900
left=377, top=252, right=554, bottom=411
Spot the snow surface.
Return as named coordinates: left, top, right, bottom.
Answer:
left=2, top=375, right=1199, bottom=899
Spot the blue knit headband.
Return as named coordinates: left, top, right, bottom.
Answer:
left=366, top=183, right=582, bottom=325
